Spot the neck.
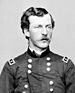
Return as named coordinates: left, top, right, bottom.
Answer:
left=29, top=46, right=48, bottom=55
left=28, top=40, right=48, bottom=53
left=28, top=46, right=50, bottom=58
left=29, top=45, right=48, bottom=54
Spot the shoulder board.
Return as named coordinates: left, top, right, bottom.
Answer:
left=8, top=59, right=15, bottom=65
left=62, top=56, right=69, bottom=63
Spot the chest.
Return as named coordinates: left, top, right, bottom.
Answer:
left=15, top=57, right=65, bottom=93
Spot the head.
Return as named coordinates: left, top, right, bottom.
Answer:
left=21, top=7, right=55, bottom=51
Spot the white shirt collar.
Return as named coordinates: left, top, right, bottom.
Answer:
left=29, top=47, right=46, bottom=55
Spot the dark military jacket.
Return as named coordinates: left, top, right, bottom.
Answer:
left=0, top=48, right=75, bottom=93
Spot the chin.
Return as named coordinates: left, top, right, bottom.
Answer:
left=38, top=44, right=49, bottom=49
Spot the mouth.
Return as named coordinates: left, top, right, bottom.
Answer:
left=41, top=38, right=49, bottom=42
left=41, top=38, right=49, bottom=40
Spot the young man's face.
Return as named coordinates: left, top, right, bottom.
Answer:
left=25, top=14, right=53, bottom=51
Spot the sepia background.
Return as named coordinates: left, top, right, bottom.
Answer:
left=0, top=0, right=75, bottom=73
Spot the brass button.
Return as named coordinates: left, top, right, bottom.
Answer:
left=46, top=67, right=51, bottom=71
left=24, top=84, right=28, bottom=88
left=47, top=62, right=51, bottom=66
left=46, top=57, right=51, bottom=61
left=22, top=91, right=26, bottom=93
left=49, top=81, right=54, bottom=85
left=28, top=59, right=32, bottom=63
left=50, top=88, right=54, bottom=92
left=28, top=64, right=32, bottom=68
left=28, top=70, right=32, bottom=74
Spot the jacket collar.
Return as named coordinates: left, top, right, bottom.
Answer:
left=27, top=47, right=50, bottom=58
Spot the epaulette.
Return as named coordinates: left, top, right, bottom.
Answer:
left=8, top=59, right=15, bottom=65
left=62, top=56, right=69, bottom=63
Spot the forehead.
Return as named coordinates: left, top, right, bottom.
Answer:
left=29, top=14, right=51, bottom=25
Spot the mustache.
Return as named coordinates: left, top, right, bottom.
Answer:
left=41, top=37, right=49, bottom=40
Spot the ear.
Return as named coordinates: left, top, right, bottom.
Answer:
left=24, top=29, right=30, bottom=38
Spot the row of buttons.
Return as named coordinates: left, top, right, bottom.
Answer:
left=22, top=82, right=54, bottom=93
left=28, top=57, right=51, bottom=63
left=27, top=59, right=32, bottom=74
left=47, top=57, right=54, bottom=92
left=46, top=58, right=51, bottom=72
left=49, top=81, right=54, bottom=92
left=23, top=57, right=54, bottom=93
left=22, top=81, right=54, bottom=93
left=27, top=57, right=52, bottom=74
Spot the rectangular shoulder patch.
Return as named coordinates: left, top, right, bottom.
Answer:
left=8, top=59, right=15, bottom=65
left=62, top=56, right=69, bottom=63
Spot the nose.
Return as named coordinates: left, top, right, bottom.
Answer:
left=41, top=27, right=47, bottom=36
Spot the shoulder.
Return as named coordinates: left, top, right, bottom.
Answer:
left=7, top=51, right=28, bottom=66
left=0, top=51, right=28, bottom=75
left=50, top=51, right=73, bottom=64
left=62, top=56, right=69, bottom=63
left=8, top=59, right=16, bottom=66
left=50, top=51, right=75, bottom=73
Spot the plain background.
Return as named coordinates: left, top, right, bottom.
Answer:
left=0, top=0, right=75, bottom=73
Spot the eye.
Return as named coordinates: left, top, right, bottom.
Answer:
left=46, top=25, right=52, bottom=29
left=34, top=25, right=42, bottom=28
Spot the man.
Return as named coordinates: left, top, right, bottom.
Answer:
left=0, top=7, right=75, bottom=93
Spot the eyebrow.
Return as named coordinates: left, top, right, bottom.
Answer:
left=34, top=24, right=52, bottom=28
left=35, top=24, right=52, bottom=26
left=34, top=25, right=42, bottom=27
left=46, top=24, right=52, bottom=27
left=46, top=24, right=52, bottom=26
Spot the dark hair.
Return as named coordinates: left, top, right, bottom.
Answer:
left=21, top=7, right=55, bottom=34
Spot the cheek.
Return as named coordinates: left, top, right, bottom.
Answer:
left=30, top=31, right=40, bottom=38
left=30, top=32, right=38, bottom=41
left=48, top=31, right=53, bottom=38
